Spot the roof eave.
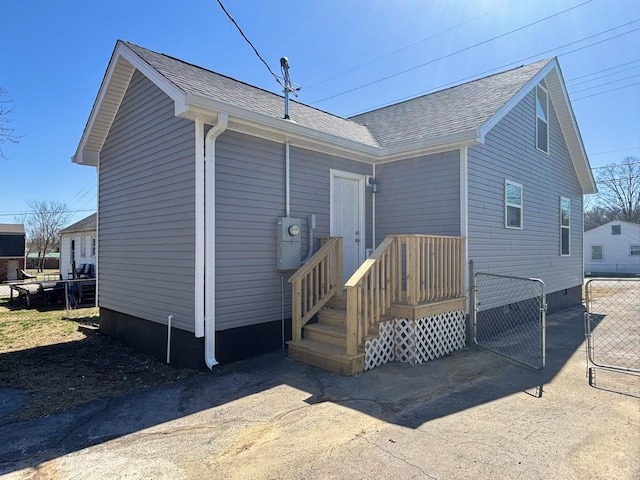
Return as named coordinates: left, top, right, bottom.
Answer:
left=185, top=93, right=381, bottom=159
left=72, top=41, right=190, bottom=168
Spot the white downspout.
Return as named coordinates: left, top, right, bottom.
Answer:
left=460, top=147, right=469, bottom=312
left=195, top=120, right=205, bottom=338
left=204, top=113, right=229, bottom=369
left=372, top=164, right=376, bottom=249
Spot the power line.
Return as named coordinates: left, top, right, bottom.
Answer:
left=0, top=209, right=95, bottom=218
left=566, top=61, right=640, bottom=85
left=345, top=23, right=640, bottom=117
left=572, top=81, right=640, bottom=101
left=569, top=72, right=640, bottom=94
left=215, top=0, right=283, bottom=88
left=590, top=147, right=640, bottom=156
left=305, top=0, right=520, bottom=90
left=308, top=0, right=597, bottom=105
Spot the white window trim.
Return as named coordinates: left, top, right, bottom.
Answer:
left=505, top=180, right=523, bottom=230
left=560, top=196, right=570, bottom=256
left=591, top=244, right=604, bottom=261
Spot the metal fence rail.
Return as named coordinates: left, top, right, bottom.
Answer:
left=473, top=272, right=546, bottom=370
left=585, top=278, right=640, bottom=375
left=2, top=278, right=96, bottom=312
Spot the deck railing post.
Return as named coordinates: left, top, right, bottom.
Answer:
left=346, top=285, right=359, bottom=355
left=335, top=237, right=343, bottom=290
left=292, top=280, right=302, bottom=341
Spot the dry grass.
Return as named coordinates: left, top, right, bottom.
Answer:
left=0, top=298, right=197, bottom=421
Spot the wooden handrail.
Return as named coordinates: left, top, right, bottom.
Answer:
left=345, top=235, right=465, bottom=355
left=289, top=237, right=343, bottom=341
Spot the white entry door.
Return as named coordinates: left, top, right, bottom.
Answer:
left=330, top=170, right=365, bottom=284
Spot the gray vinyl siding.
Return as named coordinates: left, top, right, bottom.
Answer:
left=215, top=132, right=372, bottom=330
left=99, top=71, right=196, bottom=332
left=467, top=85, right=584, bottom=294
left=375, top=150, right=461, bottom=241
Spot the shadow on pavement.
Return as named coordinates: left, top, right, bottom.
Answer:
left=0, top=306, right=600, bottom=474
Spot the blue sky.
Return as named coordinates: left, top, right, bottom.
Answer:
left=1, top=0, right=639, bottom=227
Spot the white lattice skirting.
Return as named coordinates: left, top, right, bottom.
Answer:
left=364, top=310, right=466, bottom=370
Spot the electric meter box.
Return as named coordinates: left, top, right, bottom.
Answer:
left=277, top=217, right=302, bottom=270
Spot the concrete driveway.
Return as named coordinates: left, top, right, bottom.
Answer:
left=1, top=305, right=638, bottom=479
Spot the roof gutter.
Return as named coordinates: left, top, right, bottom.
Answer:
left=185, top=93, right=381, bottom=157
left=200, top=113, right=228, bottom=369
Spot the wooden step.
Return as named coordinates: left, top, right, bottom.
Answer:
left=325, top=294, right=347, bottom=310
left=317, top=307, right=346, bottom=326
left=303, top=323, right=347, bottom=347
left=287, top=339, right=364, bottom=376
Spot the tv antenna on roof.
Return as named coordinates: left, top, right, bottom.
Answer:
left=280, top=57, right=301, bottom=120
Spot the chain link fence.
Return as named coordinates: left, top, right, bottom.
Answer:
left=1, top=274, right=96, bottom=314
left=585, top=278, right=640, bottom=376
left=473, top=272, right=546, bottom=370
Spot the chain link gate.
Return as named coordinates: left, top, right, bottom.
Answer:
left=472, top=272, right=546, bottom=370
left=585, top=278, right=640, bottom=379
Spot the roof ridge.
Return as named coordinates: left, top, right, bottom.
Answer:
left=350, top=58, right=553, bottom=118
left=122, top=40, right=368, bottom=127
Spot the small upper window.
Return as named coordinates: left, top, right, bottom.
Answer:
left=560, top=197, right=570, bottom=256
left=631, top=245, right=640, bottom=256
left=505, top=180, right=523, bottom=229
left=591, top=245, right=603, bottom=261
left=536, top=85, right=549, bottom=154
left=611, top=225, right=621, bottom=235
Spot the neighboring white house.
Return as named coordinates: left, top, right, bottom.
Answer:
left=59, top=213, right=97, bottom=280
left=584, top=221, right=640, bottom=276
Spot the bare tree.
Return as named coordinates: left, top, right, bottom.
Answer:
left=0, top=86, right=20, bottom=159
left=595, top=157, right=640, bottom=224
left=584, top=205, right=615, bottom=231
left=19, top=200, right=70, bottom=272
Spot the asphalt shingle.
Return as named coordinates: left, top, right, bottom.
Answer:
left=349, top=59, right=552, bottom=147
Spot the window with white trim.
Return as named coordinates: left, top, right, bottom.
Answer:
left=91, top=237, right=96, bottom=258
left=560, top=197, right=570, bottom=256
left=80, top=236, right=87, bottom=258
left=611, top=225, right=621, bottom=235
left=591, top=245, right=603, bottom=261
left=536, top=85, right=549, bottom=154
left=631, top=245, right=640, bottom=256
left=505, top=180, right=523, bottom=229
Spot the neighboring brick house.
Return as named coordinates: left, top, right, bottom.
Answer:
left=0, top=224, right=26, bottom=282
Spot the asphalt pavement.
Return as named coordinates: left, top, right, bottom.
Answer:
left=1, top=305, right=638, bottom=479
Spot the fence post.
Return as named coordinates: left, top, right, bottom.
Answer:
left=467, top=259, right=474, bottom=346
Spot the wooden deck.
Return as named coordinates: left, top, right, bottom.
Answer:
left=288, top=235, right=466, bottom=375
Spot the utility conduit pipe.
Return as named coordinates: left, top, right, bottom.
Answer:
left=167, top=315, right=173, bottom=364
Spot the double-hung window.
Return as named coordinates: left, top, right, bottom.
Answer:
left=536, top=85, right=549, bottom=154
left=631, top=245, right=640, bottom=256
left=560, top=197, right=570, bottom=256
left=505, top=180, right=523, bottom=229
left=591, top=245, right=603, bottom=261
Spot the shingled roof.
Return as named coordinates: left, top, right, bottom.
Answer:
left=60, top=213, right=96, bottom=234
left=0, top=224, right=25, bottom=235
left=74, top=41, right=595, bottom=193
left=350, top=59, right=552, bottom=147
left=124, top=42, right=379, bottom=147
